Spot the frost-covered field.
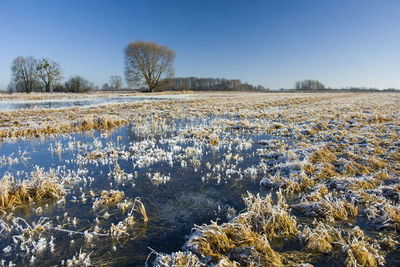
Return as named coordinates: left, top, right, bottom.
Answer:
left=0, top=92, right=399, bottom=266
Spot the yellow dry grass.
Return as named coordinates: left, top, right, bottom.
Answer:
left=0, top=169, right=64, bottom=212
left=179, top=192, right=299, bottom=265
left=292, top=197, right=357, bottom=222
left=152, top=250, right=205, bottom=267
left=303, top=163, right=315, bottom=175
left=344, top=227, right=384, bottom=267
left=237, top=191, right=298, bottom=239
left=344, top=162, right=370, bottom=176
left=299, top=174, right=316, bottom=191
left=368, top=202, right=400, bottom=230
left=302, top=221, right=342, bottom=253
left=99, top=190, right=125, bottom=206
left=305, top=185, right=329, bottom=202
left=132, top=197, right=148, bottom=223
left=302, top=223, right=384, bottom=266
left=309, top=147, right=337, bottom=164
left=187, top=221, right=282, bottom=266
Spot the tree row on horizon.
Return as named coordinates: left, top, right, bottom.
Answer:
left=8, top=56, right=123, bottom=93
left=6, top=41, right=397, bottom=93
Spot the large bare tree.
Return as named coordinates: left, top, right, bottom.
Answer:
left=36, top=58, right=62, bottom=92
left=11, top=56, right=39, bottom=93
left=124, top=40, right=175, bottom=92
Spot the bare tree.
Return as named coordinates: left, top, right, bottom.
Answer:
left=65, top=76, right=94, bottom=93
left=7, top=82, right=15, bottom=93
left=101, top=83, right=110, bottom=91
left=109, top=75, right=123, bottom=91
left=124, top=40, right=175, bottom=92
left=6, top=81, right=23, bottom=93
left=11, top=56, right=39, bottom=93
left=7, top=81, right=25, bottom=94
left=36, top=58, right=62, bottom=92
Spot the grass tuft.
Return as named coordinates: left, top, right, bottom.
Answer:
left=0, top=169, right=65, bottom=212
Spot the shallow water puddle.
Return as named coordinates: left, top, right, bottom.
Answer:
left=0, top=115, right=278, bottom=265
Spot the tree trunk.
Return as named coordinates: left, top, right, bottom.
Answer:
left=149, top=84, right=155, bottom=93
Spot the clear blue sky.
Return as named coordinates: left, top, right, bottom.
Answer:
left=0, top=0, right=399, bottom=90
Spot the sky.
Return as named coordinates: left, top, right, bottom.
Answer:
left=0, top=0, right=399, bottom=90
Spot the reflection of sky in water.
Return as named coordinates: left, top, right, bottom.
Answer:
left=0, top=117, right=280, bottom=265
left=0, top=95, right=191, bottom=111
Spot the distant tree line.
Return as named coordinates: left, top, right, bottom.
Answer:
left=340, top=87, right=400, bottom=92
left=292, top=80, right=399, bottom=92
left=8, top=45, right=397, bottom=93
left=295, top=80, right=325, bottom=90
left=8, top=56, right=124, bottom=93
left=165, top=77, right=267, bottom=91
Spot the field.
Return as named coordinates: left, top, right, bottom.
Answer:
left=0, top=92, right=399, bottom=266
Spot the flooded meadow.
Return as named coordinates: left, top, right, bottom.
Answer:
left=0, top=94, right=193, bottom=111
left=0, top=92, right=399, bottom=266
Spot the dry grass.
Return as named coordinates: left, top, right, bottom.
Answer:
left=309, top=147, right=337, bottom=164
left=367, top=202, right=400, bottom=230
left=301, top=223, right=385, bottom=266
left=185, top=221, right=282, bottom=266
left=304, top=184, right=329, bottom=202
left=237, top=191, right=298, bottom=239
left=108, top=198, right=148, bottom=241
left=299, top=174, right=316, bottom=191
left=132, top=197, right=148, bottom=223
left=303, top=163, right=315, bottom=175
left=345, top=243, right=377, bottom=267
left=209, top=134, right=220, bottom=146
left=344, top=162, right=370, bottom=176
left=368, top=157, right=387, bottom=171
left=317, top=163, right=340, bottom=180
left=344, top=227, right=385, bottom=267
left=302, top=221, right=342, bottom=253
left=151, top=250, right=205, bottom=267
left=178, top=192, right=300, bottom=265
left=292, top=196, right=357, bottom=222
left=0, top=112, right=126, bottom=140
left=0, top=169, right=64, bottom=212
left=98, top=190, right=125, bottom=206
left=349, top=177, right=379, bottom=191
